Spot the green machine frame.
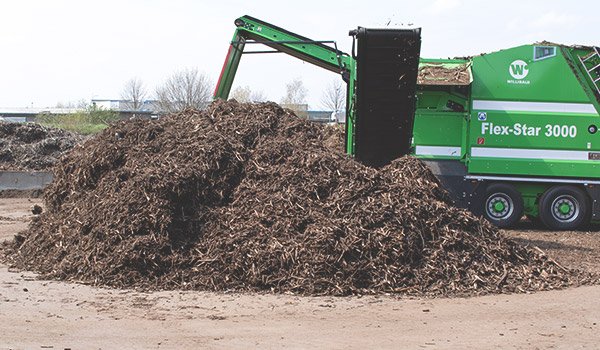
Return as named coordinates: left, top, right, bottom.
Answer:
left=413, top=44, right=600, bottom=229
left=214, top=15, right=421, bottom=167
left=213, top=15, right=355, bottom=152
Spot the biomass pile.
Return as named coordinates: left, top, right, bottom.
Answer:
left=417, top=62, right=472, bottom=86
left=1, top=101, right=589, bottom=296
left=0, top=121, right=83, bottom=171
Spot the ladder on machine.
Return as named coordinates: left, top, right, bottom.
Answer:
left=579, top=47, right=600, bottom=96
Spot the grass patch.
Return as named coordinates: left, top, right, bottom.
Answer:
left=37, top=106, right=119, bottom=135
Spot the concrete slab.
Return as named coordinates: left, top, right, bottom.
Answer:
left=0, top=171, right=53, bottom=190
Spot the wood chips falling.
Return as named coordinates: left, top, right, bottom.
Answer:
left=1, top=101, right=594, bottom=296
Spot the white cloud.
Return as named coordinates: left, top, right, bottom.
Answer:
left=506, top=18, right=520, bottom=31
left=428, top=0, right=462, bottom=14
left=0, top=0, right=597, bottom=108
left=531, top=12, right=577, bottom=28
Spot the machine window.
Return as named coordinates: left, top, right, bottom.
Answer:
left=534, top=46, right=556, bottom=61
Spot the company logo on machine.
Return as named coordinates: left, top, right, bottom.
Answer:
left=507, top=60, right=530, bottom=85
left=477, top=112, right=487, bottom=121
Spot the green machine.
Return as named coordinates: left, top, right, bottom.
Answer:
left=414, top=44, right=600, bottom=230
left=214, top=15, right=422, bottom=167
left=214, top=16, right=600, bottom=230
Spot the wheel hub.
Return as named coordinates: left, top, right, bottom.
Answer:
left=493, top=201, right=506, bottom=213
left=551, top=195, right=579, bottom=223
left=486, top=193, right=513, bottom=220
left=558, top=203, right=571, bottom=215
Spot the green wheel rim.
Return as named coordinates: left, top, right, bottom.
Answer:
left=551, top=194, right=579, bottom=223
left=486, top=193, right=514, bottom=220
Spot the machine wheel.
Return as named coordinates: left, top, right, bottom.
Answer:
left=539, top=185, right=590, bottom=230
left=483, top=183, right=523, bottom=228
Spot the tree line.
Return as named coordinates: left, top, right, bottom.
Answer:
left=43, top=69, right=347, bottom=134
left=121, top=69, right=346, bottom=114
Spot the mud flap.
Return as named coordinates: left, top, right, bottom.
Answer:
left=584, top=184, right=600, bottom=220
left=353, top=27, right=422, bottom=167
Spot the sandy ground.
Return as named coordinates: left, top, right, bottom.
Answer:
left=505, top=221, right=600, bottom=275
left=1, top=198, right=600, bottom=349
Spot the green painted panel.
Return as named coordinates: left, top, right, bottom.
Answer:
left=468, top=111, right=600, bottom=150
left=472, top=45, right=591, bottom=103
left=468, top=158, right=600, bottom=178
left=561, top=46, right=600, bottom=115
left=416, top=90, right=468, bottom=110
left=413, top=112, right=464, bottom=147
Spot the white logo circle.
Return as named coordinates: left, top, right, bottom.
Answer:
left=509, top=60, right=529, bottom=80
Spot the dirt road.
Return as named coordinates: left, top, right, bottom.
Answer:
left=1, top=198, right=599, bottom=349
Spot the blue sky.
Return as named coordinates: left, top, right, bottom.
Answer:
left=0, top=0, right=597, bottom=109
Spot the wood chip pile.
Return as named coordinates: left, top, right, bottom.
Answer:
left=417, top=63, right=471, bottom=86
left=1, top=101, right=590, bottom=296
left=0, top=122, right=83, bottom=171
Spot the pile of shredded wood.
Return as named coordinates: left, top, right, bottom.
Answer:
left=0, top=121, right=83, bottom=171
left=1, top=101, right=591, bottom=296
left=417, top=63, right=471, bottom=86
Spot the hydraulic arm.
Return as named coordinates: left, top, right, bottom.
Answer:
left=213, top=16, right=354, bottom=99
left=214, top=15, right=421, bottom=167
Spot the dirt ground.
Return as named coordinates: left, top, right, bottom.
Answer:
left=505, top=221, right=600, bottom=275
left=1, top=198, right=600, bottom=349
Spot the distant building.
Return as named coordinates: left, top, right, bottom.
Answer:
left=281, top=104, right=344, bottom=124
left=0, top=100, right=162, bottom=123
left=0, top=116, right=26, bottom=123
left=307, top=111, right=333, bottom=123
left=91, top=99, right=161, bottom=113
left=0, top=107, right=79, bottom=122
left=0, top=100, right=343, bottom=124
left=91, top=99, right=161, bottom=119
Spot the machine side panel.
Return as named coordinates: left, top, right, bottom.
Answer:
left=413, top=87, right=470, bottom=160
left=471, top=44, right=591, bottom=103
left=468, top=44, right=600, bottom=179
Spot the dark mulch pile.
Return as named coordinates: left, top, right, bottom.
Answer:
left=1, top=101, right=593, bottom=296
left=0, top=122, right=83, bottom=171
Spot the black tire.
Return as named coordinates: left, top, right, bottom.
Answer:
left=539, top=185, right=590, bottom=230
left=483, top=183, right=524, bottom=228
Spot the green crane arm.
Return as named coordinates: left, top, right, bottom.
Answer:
left=213, top=15, right=353, bottom=99
left=213, top=15, right=357, bottom=155
left=214, top=16, right=422, bottom=166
